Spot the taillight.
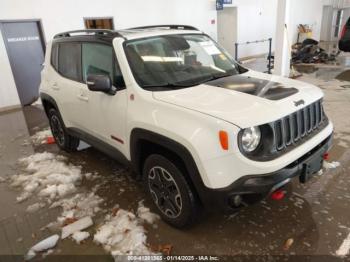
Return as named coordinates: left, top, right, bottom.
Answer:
left=340, top=24, right=347, bottom=39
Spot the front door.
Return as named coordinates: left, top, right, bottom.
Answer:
left=80, top=42, right=127, bottom=154
left=0, top=21, right=45, bottom=105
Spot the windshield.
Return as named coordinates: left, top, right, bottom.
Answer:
left=124, top=34, right=244, bottom=90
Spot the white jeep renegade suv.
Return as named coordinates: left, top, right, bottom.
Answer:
left=40, top=25, right=333, bottom=228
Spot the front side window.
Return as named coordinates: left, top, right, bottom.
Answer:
left=58, top=43, right=81, bottom=81
left=124, top=34, right=243, bottom=90
left=82, top=43, right=124, bottom=87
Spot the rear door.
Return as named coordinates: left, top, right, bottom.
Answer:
left=54, top=42, right=87, bottom=129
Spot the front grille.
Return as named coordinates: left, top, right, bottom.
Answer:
left=274, top=100, right=326, bottom=151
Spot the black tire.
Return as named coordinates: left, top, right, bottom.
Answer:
left=143, top=154, right=199, bottom=228
left=48, top=108, right=79, bottom=152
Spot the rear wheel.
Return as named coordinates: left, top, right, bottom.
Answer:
left=48, top=108, right=79, bottom=151
left=143, top=154, right=199, bottom=228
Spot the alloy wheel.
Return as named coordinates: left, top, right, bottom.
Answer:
left=50, top=115, right=65, bottom=146
left=148, top=166, right=183, bottom=218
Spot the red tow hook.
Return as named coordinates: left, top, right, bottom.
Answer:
left=271, top=190, right=285, bottom=200
left=46, top=136, right=56, bottom=144
left=323, top=152, right=330, bottom=161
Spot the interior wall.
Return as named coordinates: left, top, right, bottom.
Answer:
left=224, top=0, right=278, bottom=59
left=0, top=32, right=20, bottom=109
left=288, top=0, right=325, bottom=44
left=217, top=7, right=237, bottom=57
left=320, top=5, right=334, bottom=41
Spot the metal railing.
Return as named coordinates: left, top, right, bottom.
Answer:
left=235, top=38, right=273, bottom=74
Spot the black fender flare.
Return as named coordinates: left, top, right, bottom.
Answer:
left=40, top=92, right=59, bottom=115
left=130, top=128, right=210, bottom=205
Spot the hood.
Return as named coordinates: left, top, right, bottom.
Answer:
left=152, top=70, right=324, bottom=128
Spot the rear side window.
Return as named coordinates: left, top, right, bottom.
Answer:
left=82, top=43, right=124, bottom=87
left=58, top=43, right=82, bottom=81
left=51, top=43, right=58, bottom=70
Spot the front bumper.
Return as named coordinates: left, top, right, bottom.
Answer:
left=200, top=134, right=332, bottom=213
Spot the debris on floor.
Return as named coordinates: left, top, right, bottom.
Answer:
left=283, top=238, right=294, bottom=251
left=25, top=234, right=59, bottom=260
left=151, top=244, right=173, bottom=256
left=292, top=38, right=337, bottom=64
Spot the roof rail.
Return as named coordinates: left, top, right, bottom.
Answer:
left=53, top=29, right=119, bottom=39
left=128, top=25, right=199, bottom=31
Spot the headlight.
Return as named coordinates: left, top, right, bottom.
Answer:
left=241, top=126, right=261, bottom=152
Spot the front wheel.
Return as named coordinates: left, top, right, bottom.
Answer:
left=143, top=154, right=200, bottom=228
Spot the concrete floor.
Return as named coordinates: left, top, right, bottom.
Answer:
left=1, top=63, right=350, bottom=260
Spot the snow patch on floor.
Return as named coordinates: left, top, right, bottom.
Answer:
left=336, top=231, right=350, bottom=257
left=11, top=152, right=104, bottom=225
left=31, top=128, right=52, bottom=145
left=51, top=192, right=103, bottom=225
left=72, top=231, right=90, bottom=244
left=11, top=152, right=82, bottom=203
left=323, top=161, right=341, bottom=169
left=93, top=202, right=159, bottom=256
left=137, top=201, right=160, bottom=224
left=94, top=207, right=158, bottom=256
left=10, top=151, right=158, bottom=258
left=62, top=216, right=93, bottom=239
left=26, top=202, right=46, bottom=213
left=25, top=234, right=59, bottom=260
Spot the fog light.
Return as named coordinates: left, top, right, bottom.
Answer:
left=229, top=195, right=242, bottom=207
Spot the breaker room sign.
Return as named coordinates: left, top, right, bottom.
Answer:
left=7, top=36, right=40, bottom=42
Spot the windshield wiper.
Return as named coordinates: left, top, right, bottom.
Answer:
left=142, top=82, right=195, bottom=89
left=142, top=73, right=234, bottom=89
left=192, top=73, right=233, bottom=86
left=211, top=72, right=234, bottom=80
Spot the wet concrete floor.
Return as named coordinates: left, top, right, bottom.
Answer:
left=1, top=67, right=350, bottom=260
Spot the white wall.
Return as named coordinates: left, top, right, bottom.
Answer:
left=0, top=0, right=218, bottom=40
left=224, top=0, right=278, bottom=58
left=288, top=0, right=325, bottom=44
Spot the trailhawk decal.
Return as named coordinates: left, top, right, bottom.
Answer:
left=206, top=75, right=299, bottom=101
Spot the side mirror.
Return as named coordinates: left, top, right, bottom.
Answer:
left=86, top=74, right=116, bottom=95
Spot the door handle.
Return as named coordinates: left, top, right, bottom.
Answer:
left=77, top=94, right=89, bottom=101
left=52, top=82, right=59, bottom=90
